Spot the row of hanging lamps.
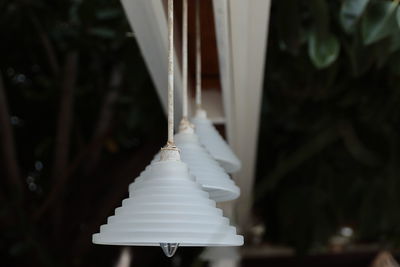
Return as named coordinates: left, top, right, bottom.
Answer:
left=192, top=111, right=241, bottom=174
left=172, top=0, right=239, bottom=202
left=191, top=0, right=241, bottom=174
left=137, top=0, right=239, bottom=202
left=92, top=0, right=243, bottom=257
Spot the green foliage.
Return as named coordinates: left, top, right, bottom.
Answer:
left=308, top=31, right=340, bottom=69
left=256, top=0, right=400, bottom=254
left=276, top=0, right=400, bottom=70
left=340, top=0, right=370, bottom=33
left=361, top=1, right=399, bottom=45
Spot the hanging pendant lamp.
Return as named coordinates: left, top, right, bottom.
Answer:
left=192, top=109, right=241, bottom=173
left=92, top=0, right=243, bottom=257
left=146, top=124, right=240, bottom=202
left=135, top=124, right=240, bottom=202
left=191, top=0, right=241, bottom=174
left=171, top=0, right=239, bottom=202
left=93, top=149, right=243, bottom=252
left=127, top=0, right=240, bottom=202
left=174, top=125, right=240, bottom=202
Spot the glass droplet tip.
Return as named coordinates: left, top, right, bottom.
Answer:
left=160, top=243, right=179, bottom=257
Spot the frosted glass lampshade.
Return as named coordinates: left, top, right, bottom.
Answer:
left=146, top=122, right=240, bottom=202
left=174, top=128, right=239, bottom=202
left=92, top=148, right=243, bottom=256
left=192, top=109, right=241, bottom=173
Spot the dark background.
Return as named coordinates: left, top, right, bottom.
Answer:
left=1, top=0, right=400, bottom=266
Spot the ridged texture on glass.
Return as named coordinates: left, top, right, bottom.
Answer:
left=192, top=110, right=241, bottom=173
left=175, top=132, right=239, bottom=202
left=92, top=159, right=243, bottom=246
left=148, top=132, right=240, bottom=202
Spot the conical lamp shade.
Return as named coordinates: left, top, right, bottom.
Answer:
left=93, top=149, right=243, bottom=249
left=174, top=127, right=239, bottom=202
left=146, top=123, right=240, bottom=202
left=192, top=109, right=241, bottom=173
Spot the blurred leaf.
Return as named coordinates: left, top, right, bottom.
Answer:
left=306, top=0, right=340, bottom=69
left=340, top=0, right=370, bottom=33
left=88, top=27, right=116, bottom=39
left=308, top=31, right=340, bottom=69
left=362, top=1, right=399, bottom=45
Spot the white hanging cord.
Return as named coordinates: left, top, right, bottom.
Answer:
left=182, top=0, right=188, bottom=119
left=195, top=0, right=202, bottom=108
left=163, top=0, right=184, bottom=158
left=167, top=0, right=175, bottom=146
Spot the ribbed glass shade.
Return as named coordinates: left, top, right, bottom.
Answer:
left=192, top=109, right=241, bottom=173
left=92, top=151, right=243, bottom=247
left=148, top=129, right=240, bottom=202
left=174, top=131, right=239, bottom=202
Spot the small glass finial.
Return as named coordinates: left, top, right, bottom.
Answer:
left=160, top=243, right=179, bottom=257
